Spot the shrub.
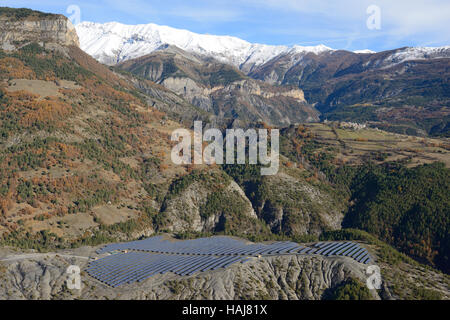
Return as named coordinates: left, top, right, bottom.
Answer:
left=322, top=278, right=373, bottom=300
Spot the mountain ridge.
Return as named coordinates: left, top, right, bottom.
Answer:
left=76, top=21, right=450, bottom=136
left=116, top=45, right=319, bottom=127
left=76, top=20, right=450, bottom=71
left=76, top=21, right=334, bottom=69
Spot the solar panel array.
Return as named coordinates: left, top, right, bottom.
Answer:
left=310, top=241, right=372, bottom=264
left=96, top=236, right=306, bottom=256
left=87, top=236, right=372, bottom=287
left=86, top=252, right=249, bottom=287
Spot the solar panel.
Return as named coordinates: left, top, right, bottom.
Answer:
left=286, top=245, right=305, bottom=254
left=179, top=256, right=219, bottom=275
left=277, top=243, right=303, bottom=254
left=314, top=242, right=336, bottom=255
left=214, top=256, right=243, bottom=270
left=344, top=246, right=364, bottom=258
left=86, top=236, right=375, bottom=287
left=170, top=256, right=205, bottom=273
left=175, top=256, right=212, bottom=275
left=323, top=242, right=350, bottom=256
left=356, top=252, right=369, bottom=262
left=354, top=249, right=369, bottom=261
left=195, top=256, right=226, bottom=272
left=135, top=260, right=175, bottom=282
left=297, top=247, right=313, bottom=254
left=333, top=242, right=358, bottom=256
left=110, top=255, right=163, bottom=284
left=102, top=261, right=143, bottom=283
left=158, top=256, right=191, bottom=273
left=361, top=256, right=371, bottom=264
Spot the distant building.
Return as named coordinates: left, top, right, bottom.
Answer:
left=339, top=121, right=367, bottom=130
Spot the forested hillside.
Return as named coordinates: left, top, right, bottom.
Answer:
left=343, top=162, right=449, bottom=273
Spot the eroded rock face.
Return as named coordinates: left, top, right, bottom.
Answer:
left=161, top=77, right=215, bottom=113
left=162, top=179, right=257, bottom=233
left=117, top=47, right=319, bottom=127
left=0, top=15, right=79, bottom=50
left=159, top=77, right=318, bottom=126
left=0, top=251, right=380, bottom=300
left=128, top=255, right=375, bottom=300
left=255, top=173, right=345, bottom=236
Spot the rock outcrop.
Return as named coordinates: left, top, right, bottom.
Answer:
left=0, top=11, right=79, bottom=50
left=161, top=174, right=259, bottom=234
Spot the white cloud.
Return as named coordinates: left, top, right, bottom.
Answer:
left=381, top=1, right=450, bottom=33
left=243, top=0, right=450, bottom=46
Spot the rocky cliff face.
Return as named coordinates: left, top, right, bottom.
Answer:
left=116, top=47, right=319, bottom=127
left=255, top=173, right=344, bottom=235
left=160, top=172, right=261, bottom=234
left=0, top=12, right=79, bottom=50
left=160, top=77, right=316, bottom=125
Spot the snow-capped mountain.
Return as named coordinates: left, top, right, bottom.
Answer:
left=353, top=49, right=376, bottom=54
left=75, top=21, right=334, bottom=70
left=383, top=46, right=450, bottom=66
left=76, top=21, right=450, bottom=74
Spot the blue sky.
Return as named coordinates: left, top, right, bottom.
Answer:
left=2, top=0, right=450, bottom=51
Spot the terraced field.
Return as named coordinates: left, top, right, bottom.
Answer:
left=303, top=123, right=450, bottom=167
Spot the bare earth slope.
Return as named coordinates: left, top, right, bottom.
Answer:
left=1, top=241, right=448, bottom=300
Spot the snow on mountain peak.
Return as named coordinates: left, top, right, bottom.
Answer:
left=291, top=44, right=333, bottom=54
left=354, top=49, right=376, bottom=54
left=75, top=21, right=334, bottom=67
left=75, top=21, right=449, bottom=70
left=379, top=45, right=450, bottom=69
left=389, top=46, right=450, bottom=62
